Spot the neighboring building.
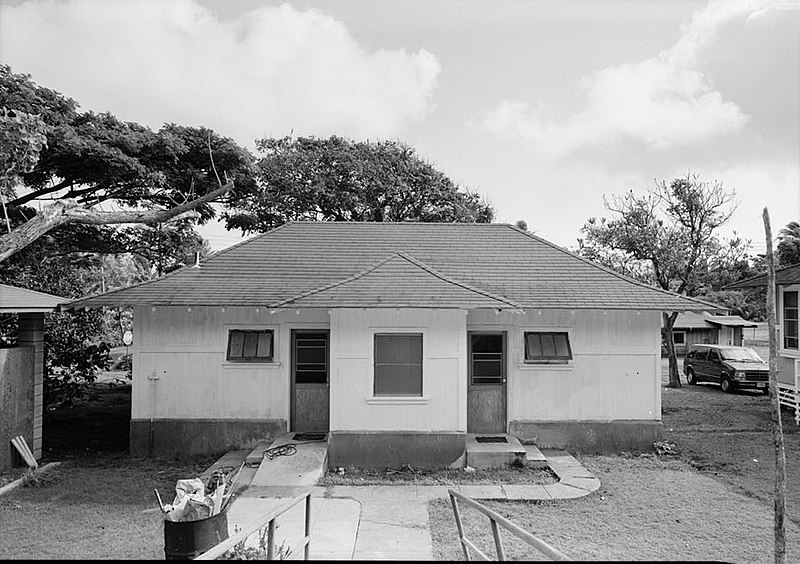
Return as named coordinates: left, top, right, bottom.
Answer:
left=0, top=284, right=63, bottom=469
left=666, top=312, right=757, bottom=355
left=65, top=222, right=721, bottom=467
left=727, top=264, right=800, bottom=423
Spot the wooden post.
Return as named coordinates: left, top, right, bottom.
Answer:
left=764, top=208, right=787, bottom=564
left=17, top=312, right=44, bottom=460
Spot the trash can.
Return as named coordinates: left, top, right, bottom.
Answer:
left=164, top=509, right=229, bottom=560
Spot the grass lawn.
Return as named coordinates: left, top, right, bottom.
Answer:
left=429, top=455, right=800, bottom=561
left=0, top=382, right=219, bottom=560
left=429, top=349, right=800, bottom=561
left=320, top=464, right=557, bottom=486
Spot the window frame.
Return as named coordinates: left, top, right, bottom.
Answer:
left=469, top=332, right=505, bottom=386
left=523, top=331, right=573, bottom=364
left=226, top=329, right=275, bottom=363
left=373, top=332, right=424, bottom=397
left=673, top=331, right=686, bottom=346
left=783, top=288, right=799, bottom=351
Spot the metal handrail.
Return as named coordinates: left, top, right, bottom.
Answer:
left=196, top=490, right=312, bottom=560
left=448, top=489, right=569, bottom=561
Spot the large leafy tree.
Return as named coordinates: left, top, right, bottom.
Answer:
left=224, top=135, right=493, bottom=233
left=578, top=174, right=745, bottom=388
left=0, top=65, right=250, bottom=404
left=0, top=65, right=254, bottom=262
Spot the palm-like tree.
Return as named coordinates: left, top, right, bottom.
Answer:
left=777, top=221, right=800, bottom=266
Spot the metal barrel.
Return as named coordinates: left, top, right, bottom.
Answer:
left=164, top=510, right=229, bottom=560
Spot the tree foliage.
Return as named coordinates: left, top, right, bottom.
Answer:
left=224, top=135, right=493, bottom=233
left=777, top=221, right=800, bottom=267
left=578, top=174, right=745, bottom=387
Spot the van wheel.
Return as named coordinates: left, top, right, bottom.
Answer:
left=720, top=376, right=733, bottom=393
left=686, top=368, right=697, bottom=385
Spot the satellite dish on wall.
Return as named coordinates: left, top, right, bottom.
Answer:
left=122, top=330, right=133, bottom=346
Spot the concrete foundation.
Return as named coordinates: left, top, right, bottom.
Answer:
left=509, top=420, right=662, bottom=453
left=328, top=431, right=466, bottom=469
left=130, top=418, right=287, bottom=457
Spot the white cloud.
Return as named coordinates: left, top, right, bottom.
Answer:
left=483, top=0, right=752, bottom=155
left=0, top=0, right=440, bottom=146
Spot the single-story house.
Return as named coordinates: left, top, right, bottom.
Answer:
left=64, top=222, right=721, bottom=467
left=727, top=263, right=800, bottom=423
left=0, top=283, right=63, bottom=469
left=666, top=312, right=757, bottom=355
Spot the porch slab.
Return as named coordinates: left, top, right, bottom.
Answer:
left=465, top=433, right=526, bottom=470
left=250, top=433, right=328, bottom=490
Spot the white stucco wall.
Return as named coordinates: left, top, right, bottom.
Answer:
left=329, top=308, right=467, bottom=432
left=132, top=306, right=329, bottom=420
left=467, top=309, right=662, bottom=423
left=132, top=305, right=662, bottom=429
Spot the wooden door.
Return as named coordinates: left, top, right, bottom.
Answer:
left=291, top=330, right=330, bottom=432
left=467, top=332, right=506, bottom=433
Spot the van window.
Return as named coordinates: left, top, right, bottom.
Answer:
left=708, top=350, right=720, bottom=362
left=695, top=349, right=708, bottom=361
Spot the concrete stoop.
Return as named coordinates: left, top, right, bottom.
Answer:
left=248, top=432, right=329, bottom=491
left=465, top=433, right=528, bottom=470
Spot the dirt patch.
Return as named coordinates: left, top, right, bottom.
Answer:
left=320, top=464, right=557, bottom=486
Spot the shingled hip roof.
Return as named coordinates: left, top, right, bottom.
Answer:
left=1, top=283, right=65, bottom=313
left=725, top=263, right=800, bottom=290
left=64, top=222, right=723, bottom=312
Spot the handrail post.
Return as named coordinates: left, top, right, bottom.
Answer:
left=304, top=493, right=312, bottom=560
left=267, top=519, right=276, bottom=560
left=449, top=491, right=471, bottom=561
left=490, top=518, right=505, bottom=561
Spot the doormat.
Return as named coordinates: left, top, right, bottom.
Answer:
left=293, top=432, right=327, bottom=442
left=475, top=436, right=507, bottom=443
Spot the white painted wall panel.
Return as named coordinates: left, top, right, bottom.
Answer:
left=329, top=308, right=466, bottom=432
left=467, top=309, right=661, bottom=422
left=132, top=306, right=328, bottom=420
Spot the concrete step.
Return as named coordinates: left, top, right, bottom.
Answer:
left=524, top=444, right=548, bottom=468
left=465, top=434, right=526, bottom=470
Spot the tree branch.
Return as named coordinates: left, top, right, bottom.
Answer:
left=0, top=180, right=233, bottom=263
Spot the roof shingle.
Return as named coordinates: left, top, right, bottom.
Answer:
left=65, top=222, right=723, bottom=311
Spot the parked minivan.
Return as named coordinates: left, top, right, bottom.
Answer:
left=683, top=344, right=769, bottom=393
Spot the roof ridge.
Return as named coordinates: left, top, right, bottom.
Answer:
left=505, top=224, right=723, bottom=311
left=393, top=252, right=522, bottom=308
left=269, top=251, right=522, bottom=309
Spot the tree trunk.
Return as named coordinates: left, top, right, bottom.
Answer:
left=662, top=311, right=681, bottom=388
left=764, top=208, right=786, bottom=564
left=0, top=180, right=233, bottom=263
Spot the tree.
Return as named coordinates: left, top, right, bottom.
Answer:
left=224, top=135, right=493, bottom=233
left=777, top=221, right=800, bottom=267
left=0, top=65, right=253, bottom=263
left=578, top=174, right=742, bottom=388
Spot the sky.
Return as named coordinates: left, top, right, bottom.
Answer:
left=0, top=0, right=798, bottom=254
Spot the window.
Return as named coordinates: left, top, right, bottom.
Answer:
left=227, top=329, right=273, bottom=362
left=374, top=333, right=422, bottom=396
left=471, top=334, right=504, bottom=385
left=784, top=291, right=798, bottom=350
left=708, top=350, right=720, bottom=363
left=524, top=332, right=572, bottom=363
left=294, top=333, right=328, bottom=384
left=673, top=331, right=686, bottom=345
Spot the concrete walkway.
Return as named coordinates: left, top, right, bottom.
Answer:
left=219, top=446, right=599, bottom=560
